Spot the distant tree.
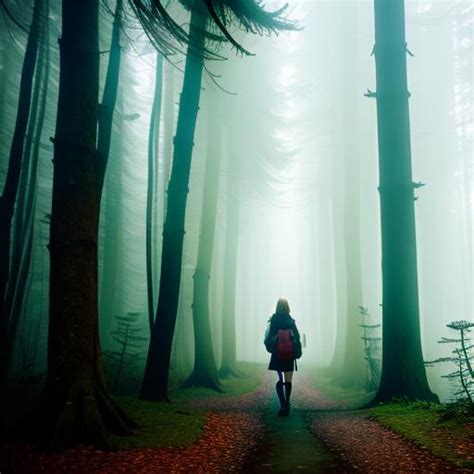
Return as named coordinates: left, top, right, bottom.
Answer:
left=185, top=97, right=222, bottom=391
left=426, top=320, right=473, bottom=404
left=219, top=138, right=242, bottom=379
left=0, top=0, right=45, bottom=391
left=369, top=0, right=438, bottom=403
left=141, top=1, right=296, bottom=402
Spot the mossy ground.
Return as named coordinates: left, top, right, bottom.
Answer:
left=367, top=402, right=473, bottom=469
left=311, top=369, right=473, bottom=469
left=112, top=361, right=265, bottom=450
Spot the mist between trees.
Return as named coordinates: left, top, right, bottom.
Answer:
left=0, top=0, right=472, bottom=447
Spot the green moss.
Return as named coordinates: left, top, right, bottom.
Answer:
left=111, top=362, right=265, bottom=450
left=171, top=362, right=265, bottom=402
left=366, top=402, right=474, bottom=469
left=111, top=397, right=206, bottom=450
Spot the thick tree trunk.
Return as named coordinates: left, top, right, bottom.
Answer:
left=219, top=146, right=242, bottom=379
left=371, top=0, right=437, bottom=403
left=146, top=53, right=163, bottom=332
left=185, top=109, right=222, bottom=391
left=0, top=0, right=43, bottom=391
left=40, top=0, right=135, bottom=450
left=140, top=9, right=206, bottom=402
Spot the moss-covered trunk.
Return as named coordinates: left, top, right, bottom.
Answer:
left=42, top=0, right=135, bottom=450
left=186, top=108, right=222, bottom=390
left=141, top=9, right=206, bottom=402
left=371, top=0, right=437, bottom=403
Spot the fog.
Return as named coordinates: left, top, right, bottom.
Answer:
left=0, top=0, right=472, bottom=403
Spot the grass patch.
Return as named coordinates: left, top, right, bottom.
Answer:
left=367, top=402, right=474, bottom=469
left=111, top=397, right=206, bottom=450
left=171, top=362, right=265, bottom=403
left=111, top=361, right=265, bottom=450
left=310, top=369, right=373, bottom=407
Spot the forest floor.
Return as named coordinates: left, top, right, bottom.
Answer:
left=1, top=364, right=473, bottom=473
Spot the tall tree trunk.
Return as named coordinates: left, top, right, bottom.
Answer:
left=97, top=0, right=123, bottom=352
left=219, top=144, right=242, bottom=379
left=40, top=0, right=135, bottom=450
left=146, top=53, right=163, bottom=332
left=3, top=3, right=50, bottom=383
left=339, top=2, right=365, bottom=387
left=185, top=105, right=222, bottom=390
left=140, top=9, right=206, bottom=402
left=371, top=0, right=437, bottom=403
left=0, top=0, right=43, bottom=391
left=96, top=0, right=122, bottom=208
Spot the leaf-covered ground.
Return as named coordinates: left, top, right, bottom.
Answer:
left=2, top=367, right=473, bottom=473
left=298, top=377, right=473, bottom=473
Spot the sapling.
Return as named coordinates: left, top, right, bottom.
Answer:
left=104, top=312, right=147, bottom=394
left=425, top=320, right=473, bottom=405
left=358, top=306, right=381, bottom=390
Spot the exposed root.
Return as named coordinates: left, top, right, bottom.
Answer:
left=22, top=378, right=139, bottom=452
left=48, top=380, right=110, bottom=452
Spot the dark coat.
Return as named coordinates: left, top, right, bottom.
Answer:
left=264, top=312, right=302, bottom=372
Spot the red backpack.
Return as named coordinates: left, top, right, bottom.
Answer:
left=275, top=329, right=294, bottom=360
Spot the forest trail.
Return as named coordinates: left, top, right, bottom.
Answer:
left=189, top=372, right=471, bottom=473
left=2, top=373, right=472, bottom=472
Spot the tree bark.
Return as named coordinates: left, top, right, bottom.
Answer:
left=40, top=0, right=135, bottom=450
left=146, top=53, right=163, bottom=333
left=371, top=0, right=437, bottom=403
left=0, top=0, right=43, bottom=391
left=185, top=104, right=222, bottom=391
left=140, top=8, right=206, bottom=402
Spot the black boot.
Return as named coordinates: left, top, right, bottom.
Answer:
left=276, top=381, right=286, bottom=416
left=283, top=382, right=292, bottom=415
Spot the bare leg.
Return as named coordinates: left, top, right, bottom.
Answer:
left=283, top=371, right=293, bottom=383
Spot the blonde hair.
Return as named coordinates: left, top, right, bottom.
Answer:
left=275, top=298, right=290, bottom=315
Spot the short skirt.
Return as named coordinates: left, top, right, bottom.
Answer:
left=268, top=353, right=295, bottom=372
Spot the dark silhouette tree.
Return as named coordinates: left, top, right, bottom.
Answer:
left=146, top=52, right=164, bottom=332
left=40, top=0, right=136, bottom=450
left=141, top=5, right=207, bottom=402
left=4, top=0, right=50, bottom=387
left=96, top=0, right=123, bottom=207
left=369, top=0, right=438, bottom=403
left=0, top=0, right=45, bottom=391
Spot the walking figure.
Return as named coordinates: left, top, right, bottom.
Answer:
left=264, top=298, right=302, bottom=416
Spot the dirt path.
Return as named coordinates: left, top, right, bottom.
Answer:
left=3, top=373, right=470, bottom=473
